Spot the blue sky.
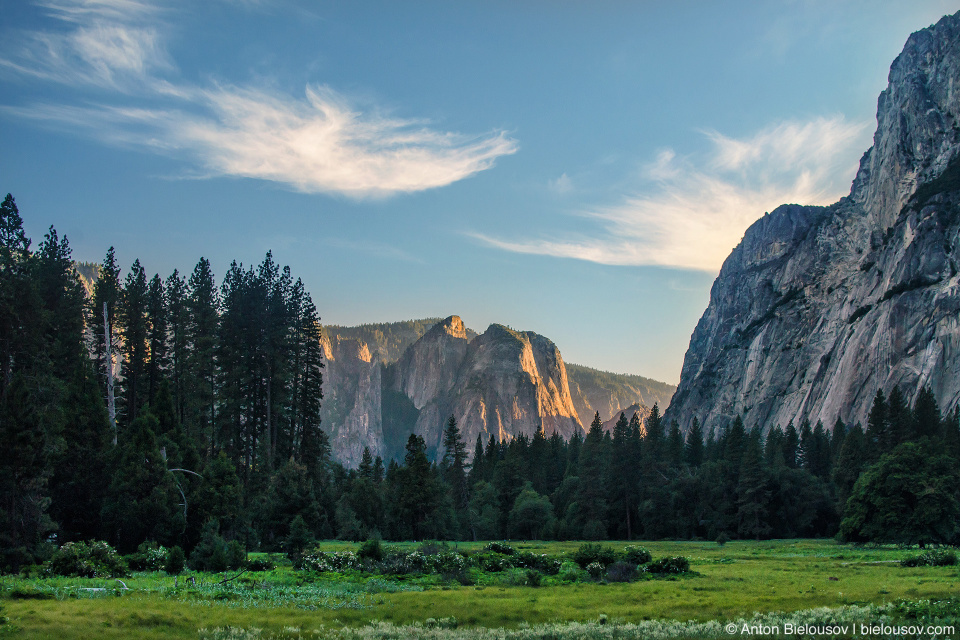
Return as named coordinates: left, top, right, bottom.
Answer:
left=0, top=0, right=954, bottom=383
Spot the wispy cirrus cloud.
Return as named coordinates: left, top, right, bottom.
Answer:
left=473, top=116, right=870, bottom=272
left=0, top=1, right=517, bottom=198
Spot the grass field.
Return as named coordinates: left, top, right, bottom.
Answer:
left=2, top=540, right=958, bottom=639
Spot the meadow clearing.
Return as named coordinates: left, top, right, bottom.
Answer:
left=1, top=539, right=957, bottom=639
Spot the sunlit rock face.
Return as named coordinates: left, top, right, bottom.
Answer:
left=410, top=323, right=584, bottom=457
left=666, top=12, right=960, bottom=436
left=320, top=334, right=384, bottom=467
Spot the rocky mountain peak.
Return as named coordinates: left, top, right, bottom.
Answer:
left=851, top=13, right=960, bottom=228
left=666, top=12, right=960, bottom=436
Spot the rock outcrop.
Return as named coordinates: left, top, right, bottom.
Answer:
left=665, top=12, right=960, bottom=435
left=319, top=334, right=384, bottom=467
left=323, top=315, right=671, bottom=463
left=413, top=324, right=583, bottom=456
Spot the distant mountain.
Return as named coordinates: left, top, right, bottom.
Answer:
left=322, top=316, right=673, bottom=465
left=566, top=363, right=675, bottom=425
left=665, top=12, right=960, bottom=435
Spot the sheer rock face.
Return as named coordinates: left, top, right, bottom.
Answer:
left=322, top=314, right=665, bottom=463
left=405, top=322, right=583, bottom=456
left=447, top=325, right=581, bottom=450
left=392, top=315, right=470, bottom=410
left=665, top=12, right=960, bottom=436
left=320, top=335, right=383, bottom=467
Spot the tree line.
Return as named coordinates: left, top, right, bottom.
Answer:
left=1, top=193, right=958, bottom=573
left=0, top=195, right=327, bottom=571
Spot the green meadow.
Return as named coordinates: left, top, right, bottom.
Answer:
left=2, top=540, right=958, bottom=640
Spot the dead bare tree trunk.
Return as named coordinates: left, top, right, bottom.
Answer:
left=104, top=301, right=117, bottom=445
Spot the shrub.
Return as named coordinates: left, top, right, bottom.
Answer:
left=165, top=546, right=186, bottom=575
left=126, top=541, right=168, bottom=571
left=190, top=520, right=231, bottom=572
left=716, top=532, right=730, bottom=546
left=427, top=550, right=467, bottom=574
left=513, top=551, right=562, bottom=575
left=358, top=538, right=385, bottom=562
left=473, top=552, right=513, bottom=572
left=525, top=569, right=542, bottom=587
left=226, top=540, right=246, bottom=570
left=284, top=515, right=314, bottom=561
left=45, top=541, right=127, bottom=578
left=573, top=543, right=619, bottom=569
left=246, top=556, right=274, bottom=572
left=586, top=562, right=604, bottom=580
left=484, top=542, right=516, bottom=556
left=606, top=560, right=638, bottom=582
left=558, top=560, right=584, bottom=582
left=298, top=550, right=361, bottom=573
left=646, top=556, right=690, bottom=574
left=901, top=549, right=958, bottom=567
left=622, top=545, right=652, bottom=565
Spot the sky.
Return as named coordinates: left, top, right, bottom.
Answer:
left=0, top=0, right=955, bottom=384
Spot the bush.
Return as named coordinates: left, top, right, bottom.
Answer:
left=284, top=515, right=314, bottom=561
left=246, top=556, right=275, bottom=572
left=165, top=546, right=186, bottom=575
left=606, top=560, right=638, bottom=582
left=572, top=543, right=619, bottom=569
left=226, top=540, right=246, bottom=570
left=513, top=551, right=562, bottom=575
left=484, top=542, right=516, bottom=556
left=622, top=545, right=652, bottom=565
left=473, top=552, right=513, bottom=572
left=586, top=562, right=604, bottom=580
left=647, top=556, right=690, bottom=574
left=358, top=538, right=385, bottom=562
left=901, top=549, right=958, bottom=567
left=45, top=541, right=127, bottom=578
left=525, top=569, right=542, bottom=587
left=126, top=541, right=168, bottom=571
left=558, top=560, right=584, bottom=582
left=190, top=520, right=230, bottom=572
left=716, top=531, right=730, bottom=546
left=298, top=550, right=361, bottom=573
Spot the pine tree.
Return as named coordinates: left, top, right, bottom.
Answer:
left=0, top=194, right=32, bottom=398
left=737, top=428, right=771, bottom=539
left=608, top=412, right=635, bottom=539
left=913, top=386, right=941, bottom=440
left=685, top=417, right=704, bottom=467
left=832, top=424, right=867, bottom=509
left=866, top=389, right=888, bottom=459
left=165, top=270, right=189, bottom=427
left=186, top=258, right=219, bottom=455
left=441, top=415, right=471, bottom=538
left=120, top=259, right=149, bottom=424
left=574, top=412, right=608, bottom=539
left=146, top=274, right=169, bottom=403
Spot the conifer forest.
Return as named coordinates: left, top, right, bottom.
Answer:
left=2, top=193, right=960, bottom=575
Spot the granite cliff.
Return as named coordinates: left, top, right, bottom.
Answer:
left=665, top=13, right=960, bottom=435
left=322, top=316, right=670, bottom=464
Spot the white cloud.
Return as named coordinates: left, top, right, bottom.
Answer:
left=1, top=1, right=517, bottom=198
left=474, top=116, right=871, bottom=272
left=549, top=173, right=573, bottom=195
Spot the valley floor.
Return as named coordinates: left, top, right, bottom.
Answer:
left=2, top=540, right=958, bottom=639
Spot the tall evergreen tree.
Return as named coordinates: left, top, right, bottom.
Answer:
left=119, top=259, right=149, bottom=424
left=685, top=417, right=704, bottom=467
left=146, top=274, right=169, bottom=403
left=186, top=257, right=219, bottom=454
